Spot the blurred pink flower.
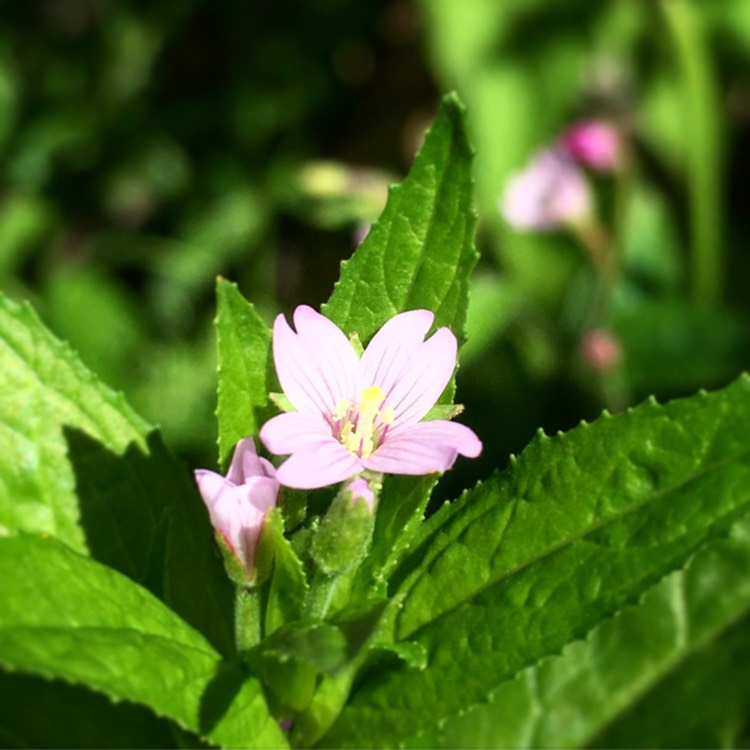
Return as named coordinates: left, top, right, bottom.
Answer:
left=562, top=120, right=622, bottom=172
left=194, top=438, right=279, bottom=575
left=581, top=328, right=622, bottom=373
left=500, top=148, right=592, bottom=231
left=260, top=306, right=482, bottom=490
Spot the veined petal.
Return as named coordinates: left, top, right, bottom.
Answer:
left=293, top=305, right=359, bottom=404
left=260, top=411, right=331, bottom=455
left=359, top=309, right=434, bottom=394
left=273, top=309, right=351, bottom=415
left=363, top=420, right=481, bottom=475
left=275, top=441, right=362, bottom=489
left=383, top=327, right=457, bottom=425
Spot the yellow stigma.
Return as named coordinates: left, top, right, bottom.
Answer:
left=331, top=385, right=393, bottom=458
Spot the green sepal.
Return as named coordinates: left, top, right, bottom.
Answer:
left=269, top=392, right=295, bottom=413
left=422, top=403, right=465, bottom=421
left=348, top=331, right=364, bottom=357
left=213, top=529, right=255, bottom=587
left=311, top=483, right=376, bottom=575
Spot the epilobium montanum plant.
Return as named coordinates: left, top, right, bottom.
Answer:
left=4, top=96, right=750, bottom=749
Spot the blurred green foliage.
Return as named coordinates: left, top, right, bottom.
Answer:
left=2, top=0, right=750, bottom=485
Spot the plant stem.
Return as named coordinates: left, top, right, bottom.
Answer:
left=235, top=586, right=262, bottom=652
left=661, top=0, right=723, bottom=306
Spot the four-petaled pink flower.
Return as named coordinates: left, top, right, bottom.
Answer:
left=260, top=306, right=482, bottom=490
left=500, top=147, right=592, bottom=232
left=194, top=438, right=279, bottom=576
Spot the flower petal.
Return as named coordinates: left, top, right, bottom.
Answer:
left=272, top=306, right=357, bottom=415
left=383, top=327, right=457, bottom=425
left=359, top=309, right=434, bottom=394
left=293, top=306, right=359, bottom=403
left=260, top=411, right=331, bottom=455
left=226, top=437, right=264, bottom=484
left=363, top=420, right=482, bottom=475
left=275, top=441, right=361, bottom=489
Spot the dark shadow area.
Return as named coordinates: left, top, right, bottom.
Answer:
left=66, top=426, right=235, bottom=657
left=0, top=671, right=188, bottom=749
left=197, top=661, right=248, bottom=739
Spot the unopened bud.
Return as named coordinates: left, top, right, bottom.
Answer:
left=581, top=329, right=622, bottom=373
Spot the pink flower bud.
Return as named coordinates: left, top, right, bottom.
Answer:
left=194, top=438, right=279, bottom=577
left=562, top=120, right=622, bottom=172
left=581, top=329, right=622, bottom=373
left=345, top=477, right=375, bottom=512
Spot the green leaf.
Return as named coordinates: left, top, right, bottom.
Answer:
left=323, top=93, right=478, bottom=346
left=264, top=509, right=309, bottom=636
left=404, top=506, right=750, bottom=748
left=0, top=672, right=183, bottom=749
left=0, top=293, right=148, bottom=552
left=215, top=277, right=272, bottom=466
left=323, top=376, right=750, bottom=747
left=0, top=534, right=286, bottom=749
left=0, top=292, right=234, bottom=655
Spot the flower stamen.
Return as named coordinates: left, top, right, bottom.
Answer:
left=330, top=385, right=393, bottom=458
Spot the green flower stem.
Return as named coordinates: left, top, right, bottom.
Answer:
left=661, top=0, right=723, bottom=306
left=304, top=570, right=340, bottom=621
left=235, top=585, right=262, bottom=652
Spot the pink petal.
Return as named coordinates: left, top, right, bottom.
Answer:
left=272, top=306, right=358, bottom=415
left=226, top=437, right=266, bottom=484
left=275, top=440, right=362, bottom=489
left=194, top=469, right=231, bottom=514
left=383, top=327, right=457, bottom=424
left=260, top=411, right=332, bottom=455
left=359, top=309, right=435, bottom=395
left=363, top=420, right=482, bottom=475
left=293, top=306, right=359, bottom=403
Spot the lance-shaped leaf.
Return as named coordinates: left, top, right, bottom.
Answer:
left=323, top=92, right=477, bottom=346
left=0, top=292, right=234, bottom=654
left=323, top=376, right=750, bottom=747
left=0, top=534, right=286, bottom=749
left=403, top=506, right=750, bottom=748
left=215, top=278, right=272, bottom=466
left=323, top=93, right=478, bottom=587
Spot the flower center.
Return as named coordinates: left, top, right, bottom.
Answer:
left=331, top=385, right=394, bottom=458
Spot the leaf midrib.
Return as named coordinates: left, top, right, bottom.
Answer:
left=398, top=442, right=750, bottom=641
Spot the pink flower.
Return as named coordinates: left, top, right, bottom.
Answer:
left=260, top=306, right=482, bottom=490
left=194, top=438, right=279, bottom=575
left=500, top=148, right=592, bottom=231
left=562, top=120, right=622, bottom=172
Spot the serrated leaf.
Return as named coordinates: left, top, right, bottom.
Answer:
left=323, top=94, right=478, bottom=588
left=323, top=93, right=478, bottom=346
left=0, top=535, right=286, bottom=749
left=324, top=376, right=750, bottom=747
left=0, top=294, right=148, bottom=551
left=0, top=292, right=234, bottom=655
left=404, top=507, right=750, bottom=748
left=215, top=278, right=272, bottom=466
